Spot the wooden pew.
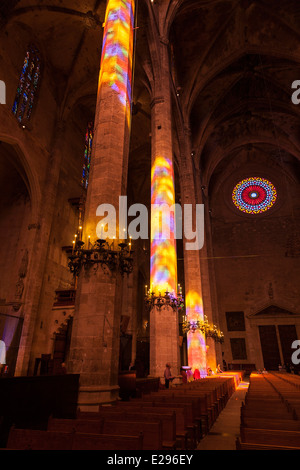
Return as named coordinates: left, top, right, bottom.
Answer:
left=78, top=408, right=177, bottom=450
left=120, top=411, right=176, bottom=450
left=114, top=401, right=191, bottom=449
left=240, top=427, right=300, bottom=448
left=72, top=432, right=143, bottom=450
left=241, top=402, right=296, bottom=421
left=238, top=373, right=300, bottom=450
left=48, top=416, right=103, bottom=433
left=236, top=438, right=299, bottom=451
left=147, top=400, right=199, bottom=446
left=102, top=420, right=162, bottom=450
left=241, top=416, right=300, bottom=432
left=7, top=425, right=144, bottom=450
left=151, top=390, right=213, bottom=431
left=115, top=389, right=202, bottom=446
left=6, top=427, right=74, bottom=450
left=170, top=392, right=215, bottom=430
left=49, top=415, right=162, bottom=450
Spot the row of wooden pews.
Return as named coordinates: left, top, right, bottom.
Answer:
left=4, top=375, right=236, bottom=450
left=236, top=372, right=300, bottom=450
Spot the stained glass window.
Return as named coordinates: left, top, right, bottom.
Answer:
left=82, top=122, right=94, bottom=189
left=12, top=45, right=41, bottom=124
left=232, top=177, right=277, bottom=214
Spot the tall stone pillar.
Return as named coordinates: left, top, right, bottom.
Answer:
left=149, top=38, right=180, bottom=378
left=68, top=0, right=136, bottom=408
left=181, top=126, right=207, bottom=377
left=15, top=122, right=67, bottom=376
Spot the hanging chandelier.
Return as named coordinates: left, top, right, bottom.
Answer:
left=182, top=315, right=224, bottom=343
left=145, top=288, right=185, bottom=312
left=68, top=238, right=134, bottom=278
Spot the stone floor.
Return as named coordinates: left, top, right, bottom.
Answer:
left=196, top=379, right=249, bottom=450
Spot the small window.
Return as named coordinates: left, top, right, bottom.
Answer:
left=12, top=45, right=41, bottom=124
left=82, top=121, right=94, bottom=190
left=226, top=311, right=245, bottom=331
left=230, top=338, right=247, bottom=360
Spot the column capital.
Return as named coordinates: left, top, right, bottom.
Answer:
left=159, top=36, right=169, bottom=46
left=150, top=96, right=165, bottom=109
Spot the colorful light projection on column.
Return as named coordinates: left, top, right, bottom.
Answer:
left=232, top=177, right=277, bottom=214
left=186, top=291, right=207, bottom=377
left=150, top=156, right=177, bottom=296
left=99, top=0, right=135, bottom=129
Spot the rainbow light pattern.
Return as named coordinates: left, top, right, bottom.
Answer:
left=99, top=0, right=135, bottom=129
left=232, top=177, right=277, bottom=214
left=150, top=156, right=177, bottom=296
left=186, top=291, right=207, bottom=376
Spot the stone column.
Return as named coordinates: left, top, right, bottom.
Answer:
left=180, top=126, right=207, bottom=377
left=15, top=122, right=67, bottom=376
left=126, top=258, right=138, bottom=364
left=195, top=166, right=223, bottom=371
left=68, top=0, right=136, bottom=408
left=149, top=38, right=180, bottom=378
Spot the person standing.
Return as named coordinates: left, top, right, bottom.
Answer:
left=186, top=368, right=194, bottom=382
left=164, top=363, right=174, bottom=389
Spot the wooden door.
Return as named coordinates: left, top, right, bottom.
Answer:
left=258, top=325, right=281, bottom=371
left=278, top=325, right=300, bottom=372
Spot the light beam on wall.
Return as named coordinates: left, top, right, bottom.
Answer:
left=99, top=0, right=135, bottom=129
left=150, top=156, right=177, bottom=296
left=186, top=290, right=207, bottom=376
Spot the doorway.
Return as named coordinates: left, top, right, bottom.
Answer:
left=259, top=325, right=281, bottom=370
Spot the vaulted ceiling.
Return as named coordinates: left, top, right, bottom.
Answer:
left=170, top=0, right=300, bottom=200
left=1, top=0, right=300, bottom=208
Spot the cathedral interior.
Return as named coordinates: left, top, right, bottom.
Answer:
left=0, top=0, right=300, bottom=451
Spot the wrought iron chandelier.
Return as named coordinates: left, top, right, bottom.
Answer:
left=68, top=238, right=134, bottom=277
left=182, top=315, right=224, bottom=343
left=145, top=288, right=185, bottom=312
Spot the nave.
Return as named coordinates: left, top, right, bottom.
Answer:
left=2, top=371, right=300, bottom=450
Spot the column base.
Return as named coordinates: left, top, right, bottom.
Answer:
left=77, top=385, right=120, bottom=411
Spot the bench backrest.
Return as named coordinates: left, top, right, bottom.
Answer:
left=7, top=428, right=74, bottom=450
left=241, top=427, right=300, bottom=447
left=242, top=417, right=300, bottom=431
left=72, top=432, right=143, bottom=450
left=102, top=420, right=162, bottom=450
left=48, top=417, right=104, bottom=433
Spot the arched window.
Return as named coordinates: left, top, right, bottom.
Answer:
left=82, top=121, right=94, bottom=189
left=12, top=45, right=41, bottom=124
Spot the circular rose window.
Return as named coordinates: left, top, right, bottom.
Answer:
left=232, top=177, right=277, bottom=214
